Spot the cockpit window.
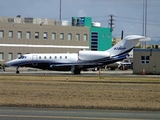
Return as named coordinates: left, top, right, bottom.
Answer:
left=18, top=56, right=26, bottom=59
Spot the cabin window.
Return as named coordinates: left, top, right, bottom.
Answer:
left=55, top=56, right=57, bottom=59
left=39, top=56, right=41, bottom=59
left=49, top=56, right=52, bottom=59
left=65, top=56, right=67, bottom=59
left=60, top=56, right=62, bottom=59
left=44, top=56, right=46, bottom=59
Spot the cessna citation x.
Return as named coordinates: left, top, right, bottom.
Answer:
left=5, top=35, right=149, bottom=74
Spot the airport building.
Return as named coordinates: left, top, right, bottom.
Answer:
left=0, top=16, right=112, bottom=65
left=133, top=48, right=160, bottom=75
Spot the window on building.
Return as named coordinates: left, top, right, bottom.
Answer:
left=0, top=52, right=4, bottom=60
left=91, top=32, right=98, bottom=51
left=17, top=53, right=22, bottom=58
left=8, top=53, right=13, bottom=60
left=76, top=34, right=80, bottom=41
left=52, top=33, right=56, bottom=40
left=141, top=56, right=150, bottom=64
left=43, top=32, right=47, bottom=39
left=18, top=31, right=22, bottom=39
left=108, top=34, right=111, bottom=38
left=9, top=31, right=13, bottom=38
left=60, top=33, right=64, bottom=40
left=102, top=34, right=106, bottom=38
left=83, top=34, right=88, bottom=41
left=35, top=32, right=39, bottom=39
left=0, top=30, right=4, bottom=38
left=68, top=33, right=72, bottom=40
left=26, top=31, right=31, bottom=39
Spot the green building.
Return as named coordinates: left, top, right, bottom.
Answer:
left=72, top=17, right=112, bottom=51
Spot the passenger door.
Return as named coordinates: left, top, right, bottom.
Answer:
left=32, top=55, right=38, bottom=66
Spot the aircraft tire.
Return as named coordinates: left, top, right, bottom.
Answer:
left=16, top=70, right=19, bottom=74
left=74, top=69, right=81, bottom=74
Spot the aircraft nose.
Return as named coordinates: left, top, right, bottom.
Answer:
left=5, top=60, right=14, bottom=67
left=5, top=59, right=19, bottom=67
left=4, top=62, right=10, bottom=67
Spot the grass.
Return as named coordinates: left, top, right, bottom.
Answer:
left=0, top=75, right=160, bottom=111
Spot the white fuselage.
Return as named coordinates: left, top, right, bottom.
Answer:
left=5, top=35, right=149, bottom=74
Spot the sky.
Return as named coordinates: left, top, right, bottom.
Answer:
left=0, top=0, right=160, bottom=42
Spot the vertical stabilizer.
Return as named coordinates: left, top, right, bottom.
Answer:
left=107, top=35, right=146, bottom=56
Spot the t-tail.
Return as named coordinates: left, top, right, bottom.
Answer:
left=107, top=35, right=147, bottom=56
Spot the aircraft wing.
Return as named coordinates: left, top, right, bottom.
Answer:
left=50, top=61, right=103, bottom=67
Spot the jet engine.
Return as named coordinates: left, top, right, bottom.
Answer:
left=78, top=50, right=110, bottom=61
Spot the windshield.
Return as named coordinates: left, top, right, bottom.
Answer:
left=18, top=56, right=26, bottom=59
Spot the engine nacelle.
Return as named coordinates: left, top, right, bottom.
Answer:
left=78, top=50, right=110, bottom=61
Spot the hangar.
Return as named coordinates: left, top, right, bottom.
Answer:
left=0, top=16, right=112, bottom=65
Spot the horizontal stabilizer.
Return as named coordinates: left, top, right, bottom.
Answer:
left=139, top=37, right=151, bottom=42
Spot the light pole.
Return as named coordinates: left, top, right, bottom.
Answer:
left=145, top=0, right=147, bottom=48
left=142, top=0, right=147, bottom=48
left=145, top=0, right=147, bottom=37
left=142, top=0, right=145, bottom=36
left=60, top=0, right=61, bottom=21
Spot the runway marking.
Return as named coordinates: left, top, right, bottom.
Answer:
left=0, top=114, right=137, bottom=120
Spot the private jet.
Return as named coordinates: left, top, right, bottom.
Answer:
left=5, top=35, right=149, bottom=74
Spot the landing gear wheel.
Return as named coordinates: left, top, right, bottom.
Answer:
left=16, top=70, right=19, bottom=74
left=2, top=65, right=5, bottom=72
left=16, top=67, right=19, bottom=74
left=74, top=69, right=81, bottom=74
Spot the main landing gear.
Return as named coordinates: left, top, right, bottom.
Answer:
left=71, top=66, right=81, bottom=74
left=16, top=67, right=19, bottom=74
left=73, top=69, right=81, bottom=74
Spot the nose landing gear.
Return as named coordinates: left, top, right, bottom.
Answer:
left=16, top=67, right=19, bottom=74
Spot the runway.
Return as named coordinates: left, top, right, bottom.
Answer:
left=0, top=67, right=133, bottom=76
left=1, top=68, right=160, bottom=78
left=0, top=107, right=159, bottom=120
